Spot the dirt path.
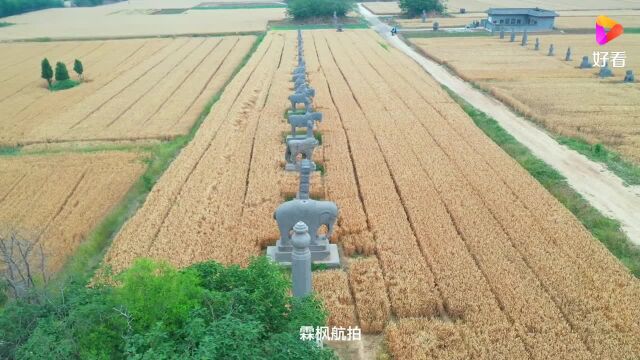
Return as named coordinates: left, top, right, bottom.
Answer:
left=358, top=4, right=640, bottom=246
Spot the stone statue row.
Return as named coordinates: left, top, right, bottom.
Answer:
left=268, top=30, right=341, bottom=297
left=499, top=27, right=635, bottom=82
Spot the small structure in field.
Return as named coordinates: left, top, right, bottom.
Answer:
left=484, top=8, right=558, bottom=32
left=433, top=21, right=439, bottom=31
left=421, top=9, right=427, bottom=23
left=510, top=28, right=516, bottom=42
left=599, top=61, right=613, bottom=77
left=548, top=44, right=554, bottom=56
left=499, top=27, right=505, bottom=39
left=268, top=160, right=340, bottom=267
left=534, top=37, right=540, bottom=50
left=290, top=221, right=312, bottom=298
left=285, top=136, right=318, bottom=171
left=624, top=70, right=634, bottom=83
left=565, top=47, right=572, bottom=61
left=521, top=30, right=528, bottom=46
left=579, top=56, right=593, bottom=68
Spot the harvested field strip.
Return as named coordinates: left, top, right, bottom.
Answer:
left=104, top=33, right=280, bottom=271
left=356, top=29, right=640, bottom=357
left=347, top=258, right=391, bottom=333
left=0, top=152, right=144, bottom=273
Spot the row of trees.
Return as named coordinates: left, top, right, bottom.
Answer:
left=40, top=58, right=83, bottom=90
left=286, top=0, right=354, bottom=20
left=399, top=0, right=444, bottom=17
left=0, top=0, right=62, bottom=18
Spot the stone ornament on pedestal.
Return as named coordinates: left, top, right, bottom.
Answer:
left=548, top=44, right=555, bottom=56
left=499, top=27, right=505, bottom=39
left=285, top=137, right=318, bottom=172
left=624, top=70, right=635, bottom=83
left=579, top=56, right=593, bottom=68
left=291, top=221, right=312, bottom=298
left=534, top=37, right=540, bottom=50
left=510, top=28, right=516, bottom=42
left=565, top=47, right=572, bottom=61
left=599, top=61, right=613, bottom=77
left=521, top=29, right=528, bottom=46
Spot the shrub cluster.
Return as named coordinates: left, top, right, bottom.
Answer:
left=0, top=0, right=62, bottom=18
left=0, top=257, right=336, bottom=359
left=287, top=0, right=354, bottom=20
left=398, top=0, right=443, bottom=17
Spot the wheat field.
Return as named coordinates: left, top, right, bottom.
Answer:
left=103, top=29, right=640, bottom=359
left=0, top=151, right=144, bottom=273
left=0, top=36, right=254, bottom=147
left=413, top=34, right=640, bottom=163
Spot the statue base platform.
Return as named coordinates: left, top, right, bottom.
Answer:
left=267, top=244, right=340, bottom=268
left=285, top=161, right=316, bottom=172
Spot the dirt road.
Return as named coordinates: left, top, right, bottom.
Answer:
left=358, top=4, right=640, bottom=245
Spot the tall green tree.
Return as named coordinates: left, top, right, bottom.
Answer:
left=73, top=59, right=83, bottom=81
left=54, top=61, right=69, bottom=82
left=399, top=0, right=444, bottom=17
left=287, top=0, right=354, bottom=20
left=40, top=58, right=53, bottom=87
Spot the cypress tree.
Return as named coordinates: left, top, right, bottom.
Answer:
left=73, top=59, right=83, bottom=81
left=54, top=61, right=70, bottom=82
left=41, top=58, right=53, bottom=87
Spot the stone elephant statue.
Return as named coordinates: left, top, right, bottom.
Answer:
left=274, top=199, right=338, bottom=246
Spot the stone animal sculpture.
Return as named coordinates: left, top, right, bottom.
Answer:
left=293, top=66, right=306, bottom=75
left=288, top=111, right=322, bottom=137
left=289, top=93, right=312, bottom=112
left=292, top=72, right=306, bottom=82
left=285, top=137, right=318, bottom=171
left=294, top=76, right=307, bottom=88
left=295, top=85, right=315, bottom=99
left=599, top=61, right=613, bottom=77
left=624, top=70, right=635, bottom=83
left=579, top=56, right=593, bottom=68
left=274, top=199, right=338, bottom=246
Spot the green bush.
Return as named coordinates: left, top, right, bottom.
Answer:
left=49, top=79, right=79, bottom=91
left=54, top=61, right=69, bottom=82
left=73, top=0, right=104, bottom=6
left=399, top=0, right=443, bottom=17
left=287, top=0, right=354, bottom=20
left=40, top=58, right=53, bottom=86
left=1, top=257, right=336, bottom=360
left=0, top=0, right=63, bottom=18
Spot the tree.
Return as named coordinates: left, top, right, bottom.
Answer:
left=54, top=62, right=69, bottom=82
left=40, top=58, right=53, bottom=87
left=399, top=0, right=444, bottom=17
left=73, top=59, right=83, bottom=81
left=287, top=0, right=354, bottom=20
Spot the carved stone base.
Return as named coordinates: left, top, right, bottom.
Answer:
left=284, top=161, right=316, bottom=172
left=267, top=243, right=340, bottom=268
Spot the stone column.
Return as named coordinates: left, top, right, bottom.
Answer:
left=297, top=160, right=311, bottom=200
left=291, top=221, right=312, bottom=298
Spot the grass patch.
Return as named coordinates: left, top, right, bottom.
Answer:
left=0, top=146, right=21, bottom=156
left=49, top=79, right=80, bottom=91
left=269, top=17, right=369, bottom=30
left=447, top=88, right=640, bottom=277
left=378, top=41, right=389, bottom=51
left=53, top=32, right=267, bottom=286
left=0, top=22, right=14, bottom=28
left=315, top=162, right=325, bottom=176
left=624, top=28, right=640, bottom=34
left=192, top=4, right=286, bottom=10
left=556, top=137, right=640, bottom=186
left=403, top=30, right=492, bottom=38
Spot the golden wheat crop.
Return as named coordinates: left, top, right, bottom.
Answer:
left=0, top=152, right=144, bottom=273
left=102, top=29, right=640, bottom=359
left=412, top=34, right=640, bottom=163
left=0, top=36, right=254, bottom=147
